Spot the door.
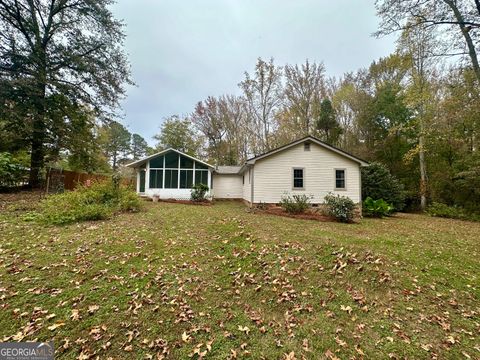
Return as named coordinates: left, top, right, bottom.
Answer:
left=139, top=170, right=146, bottom=193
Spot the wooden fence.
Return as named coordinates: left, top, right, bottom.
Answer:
left=46, top=168, right=134, bottom=193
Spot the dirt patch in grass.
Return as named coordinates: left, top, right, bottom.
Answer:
left=253, top=204, right=336, bottom=222
left=0, top=190, right=44, bottom=212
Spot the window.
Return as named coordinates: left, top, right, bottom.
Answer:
left=149, top=169, right=163, bottom=188
left=165, top=152, right=179, bottom=168
left=195, top=161, right=209, bottom=170
left=304, top=142, right=310, bottom=151
left=150, top=155, right=163, bottom=168
left=195, top=170, right=208, bottom=185
left=335, top=169, right=346, bottom=190
left=293, top=168, right=304, bottom=189
left=164, top=169, right=178, bottom=188
left=180, top=170, right=193, bottom=188
left=180, top=155, right=194, bottom=169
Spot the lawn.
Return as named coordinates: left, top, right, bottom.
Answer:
left=0, top=194, right=479, bottom=359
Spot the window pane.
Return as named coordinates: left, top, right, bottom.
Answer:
left=294, top=178, right=303, bottom=188
left=165, top=169, right=178, bottom=188
left=293, top=169, right=303, bottom=178
left=195, top=170, right=208, bottom=186
left=335, top=170, right=345, bottom=189
left=149, top=170, right=163, bottom=188
left=149, top=170, right=156, bottom=188
left=180, top=155, right=194, bottom=169
left=195, top=161, right=208, bottom=170
left=150, top=155, right=163, bottom=168
left=180, top=170, right=193, bottom=188
left=165, top=152, right=179, bottom=168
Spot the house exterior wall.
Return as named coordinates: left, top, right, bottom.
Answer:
left=242, top=167, right=252, bottom=203
left=253, top=142, right=361, bottom=204
left=212, top=174, right=243, bottom=199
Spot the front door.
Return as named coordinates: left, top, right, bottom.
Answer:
left=139, top=170, right=146, bottom=193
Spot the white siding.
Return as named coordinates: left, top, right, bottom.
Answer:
left=242, top=168, right=251, bottom=203
left=213, top=174, right=243, bottom=199
left=253, top=143, right=361, bottom=203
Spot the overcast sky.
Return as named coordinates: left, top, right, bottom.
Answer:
left=111, top=0, right=396, bottom=145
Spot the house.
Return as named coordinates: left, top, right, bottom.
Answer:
left=127, top=136, right=368, bottom=206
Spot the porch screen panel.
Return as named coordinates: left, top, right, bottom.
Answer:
left=165, top=169, right=178, bottom=188
left=149, top=170, right=163, bottom=188
left=195, top=170, right=208, bottom=185
left=150, top=155, right=163, bottom=168
left=180, top=170, right=193, bottom=189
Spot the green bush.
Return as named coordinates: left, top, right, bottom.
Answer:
left=279, top=193, right=312, bottom=214
left=33, top=180, right=141, bottom=225
left=0, top=152, right=28, bottom=187
left=361, top=163, right=406, bottom=211
left=426, top=202, right=480, bottom=221
left=363, top=197, right=394, bottom=217
left=324, top=193, right=356, bottom=223
left=191, top=183, right=209, bottom=202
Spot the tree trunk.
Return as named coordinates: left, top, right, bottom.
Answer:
left=29, top=116, right=46, bottom=188
left=444, top=0, right=480, bottom=83
left=418, top=115, right=428, bottom=211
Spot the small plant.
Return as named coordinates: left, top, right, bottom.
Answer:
left=363, top=197, right=394, bottom=217
left=191, top=183, right=209, bottom=202
left=324, top=193, right=356, bottom=223
left=279, top=193, right=312, bottom=214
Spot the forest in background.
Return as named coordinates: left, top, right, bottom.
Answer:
left=1, top=0, right=479, bottom=213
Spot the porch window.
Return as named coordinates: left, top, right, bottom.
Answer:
left=180, top=170, right=194, bottom=188
left=293, top=168, right=304, bottom=189
left=335, top=169, right=346, bottom=190
left=164, top=169, right=178, bottom=188
left=149, top=169, right=163, bottom=188
left=195, top=170, right=208, bottom=185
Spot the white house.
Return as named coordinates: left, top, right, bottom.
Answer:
left=127, top=136, right=368, bottom=205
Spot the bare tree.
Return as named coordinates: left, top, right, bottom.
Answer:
left=284, top=60, right=326, bottom=135
left=239, top=58, right=283, bottom=153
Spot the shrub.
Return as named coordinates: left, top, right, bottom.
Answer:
left=361, top=163, right=406, bottom=211
left=0, top=152, right=28, bottom=187
left=33, top=180, right=141, bottom=225
left=363, top=197, right=394, bottom=217
left=279, top=193, right=312, bottom=214
left=191, top=183, right=209, bottom=202
left=324, top=193, right=356, bottom=223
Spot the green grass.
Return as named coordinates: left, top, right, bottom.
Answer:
left=0, top=193, right=479, bottom=359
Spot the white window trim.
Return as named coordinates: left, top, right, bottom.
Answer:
left=292, top=167, right=305, bottom=190
left=334, top=168, right=347, bottom=191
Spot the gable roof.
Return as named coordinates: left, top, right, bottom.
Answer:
left=126, top=148, right=214, bottom=169
left=245, top=136, right=369, bottom=166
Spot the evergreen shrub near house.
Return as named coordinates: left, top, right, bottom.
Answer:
left=324, top=193, right=356, bottom=223
left=191, top=183, right=209, bottom=202
left=361, top=162, right=406, bottom=211
left=279, top=193, right=312, bottom=214
left=31, top=180, right=141, bottom=225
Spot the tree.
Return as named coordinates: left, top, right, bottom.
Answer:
left=99, top=121, right=131, bottom=171
left=397, top=19, right=439, bottom=210
left=315, top=98, right=342, bottom=145
left=284, top=60, right=326, bottom=135
left=154, top=116, right=201, bottom=156
left=0, top=0, right=132, bottom=186
left=239, top=58, right=283, bottom=153
left=131, top=134, right=149, bottom=160
left=375, top=0, right=480, bottom=83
